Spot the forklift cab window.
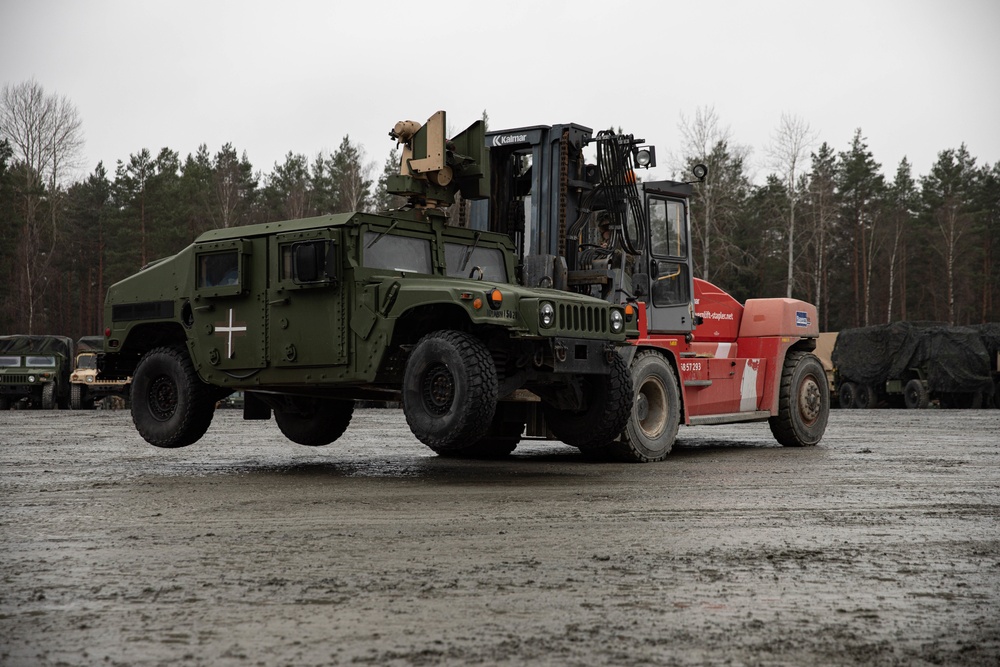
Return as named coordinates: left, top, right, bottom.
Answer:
left=649, top=198, right=687, bottom=259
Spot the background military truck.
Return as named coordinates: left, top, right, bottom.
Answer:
left=101, top=113, right=632, bottom=458
left=69, top=335, right=131, bottom=409
left=0, top=335, right=73, bottom=410
left=832, top=322, right=995, bottom=409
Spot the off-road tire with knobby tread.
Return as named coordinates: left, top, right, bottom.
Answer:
left=769, top=350, right=829, bottom=447
left=607, top=350, right=680, bottom=463
left=131, top=346, right=216, bottom=448
left=403, top=330, right=498, bottom=453
left=274, top=398, right=354, bottom=446
left=437, top=403, right=525, bottom=459
left=41, top=383, right=56, bottom=410
left=542, top=352, right=634, bottom=456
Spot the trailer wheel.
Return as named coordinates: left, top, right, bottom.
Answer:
left=769, top=351, right=829, bottom=447
left=403, top=330, right=498, bottom=453
left=608, top=351, right=680, bottom=462
left=275, top=398, right=354, bottom=446
left=542, top=352, right=633, bottom=455
left=903, top=379, right=929, bottom=409
left=854, top=384, right=878, bottom=409
left=838, top=382, right=857, bottom=409
left=131, top=346, right=216, bottom=448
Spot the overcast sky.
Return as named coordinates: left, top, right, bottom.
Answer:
left=2, top=0, right=998, bottom=186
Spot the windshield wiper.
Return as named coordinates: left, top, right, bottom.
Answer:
left=459, top=231, right=482, bottom=272
left=366, top=220, right=400, bottom=249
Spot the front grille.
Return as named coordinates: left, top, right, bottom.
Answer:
left=557, top=303, right=608, bottom=334
left=2, top=375, right=30, bottom=383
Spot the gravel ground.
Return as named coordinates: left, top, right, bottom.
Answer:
left=1, top=407, right=998, bottom=666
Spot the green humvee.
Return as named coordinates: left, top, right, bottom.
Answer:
left=0, top=335, right=74, bottom=410
left=101, top=114, right=633, bottom=457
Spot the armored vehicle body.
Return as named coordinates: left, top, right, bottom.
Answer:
left=102, top=115, right=632, bottom=457
left=0, top=335, right=74, bottom=410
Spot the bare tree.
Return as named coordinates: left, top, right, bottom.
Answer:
left=0, top=79, right=83, bottom=332
left=766, top=113, right=816, bottom=298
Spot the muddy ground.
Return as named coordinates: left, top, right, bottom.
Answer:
left=1, top=407, right=998, bottom=666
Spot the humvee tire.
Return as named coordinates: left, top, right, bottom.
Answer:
left=769, top=350, right=828, bottom=447
left=274, top=398, right=354, bottom=446
left=542, top=352, right=632, bottom=455
left=437, top=403, right=525, bottom=459
left=402, top=330, right=498, bottom=454
left=41, top=383, right=56, bottom=410
left=131, top=346, right=216, bottom=448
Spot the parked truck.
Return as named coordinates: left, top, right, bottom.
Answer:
left=69, top=335, right=131, bottom=409
left=101, top=113, right=633, bottom=457
left=467, top=118, right=829, bottom=460
left=0, top=335, right=74, bottom=410
left=832, top=322, right=995, bottom=409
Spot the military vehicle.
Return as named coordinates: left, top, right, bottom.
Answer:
left=101, top=113, right=633, bottom=457
left=0, top=335, right=74, bottom=410
left=468, top=119, right=829, bottom=460
left=69, top=335, right=131, bottom=409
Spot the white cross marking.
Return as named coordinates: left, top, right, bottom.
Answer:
left=215, top=308, right=247, bottom=359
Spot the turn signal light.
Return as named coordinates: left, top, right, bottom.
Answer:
left=487, top=288, right=503, bottom=310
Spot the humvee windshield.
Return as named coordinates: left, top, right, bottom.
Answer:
left=26, top=356, right=56, bottom=367
left=0, top=356, right=20, bottom=367
left=444, top=243, right=507, bottom=282
left=77, top=354, right=98, bottom=369
left=363, top=231, right=432, bottom=274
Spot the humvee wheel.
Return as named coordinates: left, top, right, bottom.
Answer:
left=41, top=383, right=56, bottom=410
left=70, top=384, right=94, bottom=410
left=769, top=351, right=829, bottom=447
left=610, top=351, right=680, bottom=462
left=403, top=330, right=498, bottom=453
left=131, top=346, right=216, bottom=448
left=542, top=352, right=633, bottom=456
left=435, top=404, right=524, bottom=459
left=274, top=398, right=354, bottom=446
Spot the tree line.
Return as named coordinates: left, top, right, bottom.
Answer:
left=1, top=81, right=997, bottom=340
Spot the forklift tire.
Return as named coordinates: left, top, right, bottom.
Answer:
left=903, top=379, right=929, bottom=409
left=609, top=351, right=680, bottom=462
left=769, top=351, right=828, bottom=447
left=403, top=330, right=498, bottom=453
left=131, top=346, right=216, bottom=448
left=542, top=352, right=633, bottom=455
left=275, top=398, right=354, bottom=446
left=838, top=382, right=857, bottom=409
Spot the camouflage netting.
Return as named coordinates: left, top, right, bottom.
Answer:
left=971, top=323, right=1000, bottom=363
left=0, top=335, right=74, bottom=359
left=832, top=322, right=993, bottom=394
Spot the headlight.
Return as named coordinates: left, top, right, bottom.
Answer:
left=610, top=309, right=625, bottom=333
left=540, top=302, right=555, bottom=328
left=28, top=375, right=36, bottom=383
left=86, top=376, right=94, bottom=383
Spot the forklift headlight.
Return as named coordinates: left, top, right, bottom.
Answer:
left=540, top=302, right=556, bottom=328
left=634, top=145, right=656, bottom=169
left=610, top=309, right=625, bottom=333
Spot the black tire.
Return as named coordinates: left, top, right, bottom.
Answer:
left=542, top=352, right=633, bottom=454
left=854, top=384, right=877, bottom=409
left=70, top=384, right=90, bottom=410
left=838, top=381, right=857, bottom=409
left=611, top=351, right=680, bottom=462
left=403, top=330, right=498, bottom=453
left=437, top=404, right=524, bottom=459
left=769, top=351, right=829, bottom=447
left=903, top=379, right=929, bottom=409
left=41, top=383, right=55, bottom=410
left=0, top=397, right=8, bottom=410
left=131, top=346, right=216, bottom=448
left=274, top=398, right=354, bottom=446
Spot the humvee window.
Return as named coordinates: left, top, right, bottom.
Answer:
left=0, top=355, right=20, bottom=367
left=26, top=356, right=56, bottom=367
left=197, top=251, right=239, bottom=288
left=444, top=243, right=507, bottom=282
left=363, top=231, right=432, bottom=274
left=279, top=245, right=293, bottom=280
left=78, top=354, right=98, bottom=369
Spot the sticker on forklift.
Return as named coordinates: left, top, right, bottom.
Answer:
left=796, top=311, right=811, bottom=327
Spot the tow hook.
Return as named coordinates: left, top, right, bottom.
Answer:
left=604, top=344, right=617, bottom=365
left=553, top=341, right=568, bottom=363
